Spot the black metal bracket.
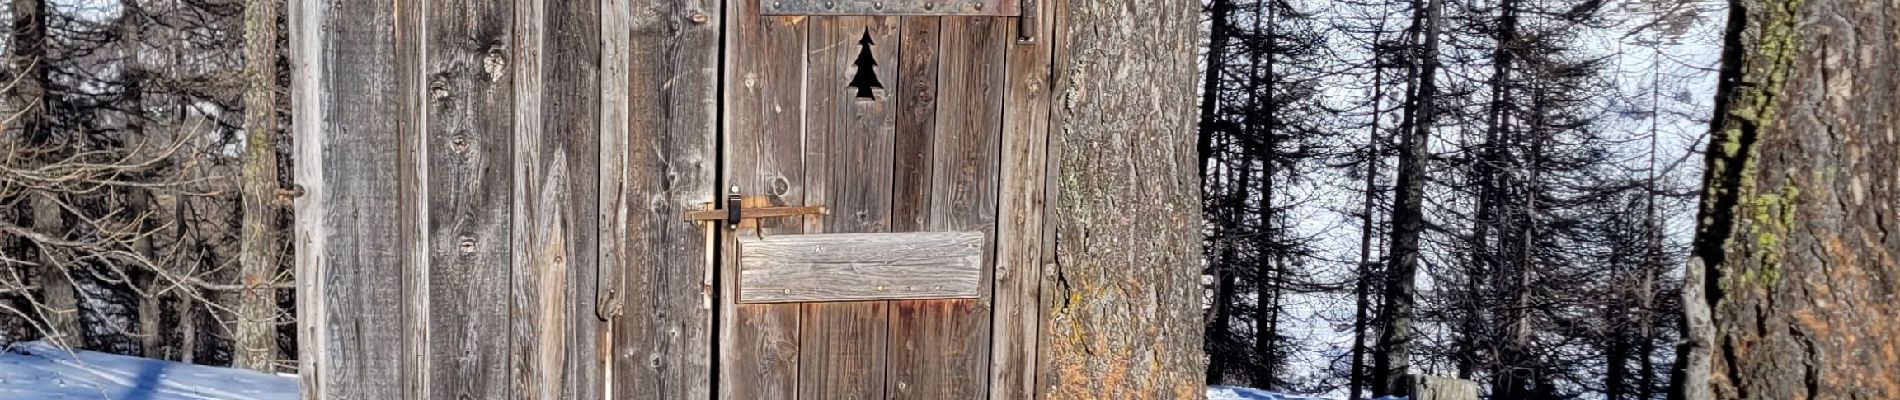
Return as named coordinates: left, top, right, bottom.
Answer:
left=726, top=193, right=743, bottom=229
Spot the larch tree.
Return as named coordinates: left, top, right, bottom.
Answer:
left=1676, top=0, right=1900, bottom=398
left=1039, top=0, right=1206, bottom=397
left=234, top=0, right=285, bottom=371
left=1374, top=0, right=1443, bottom=394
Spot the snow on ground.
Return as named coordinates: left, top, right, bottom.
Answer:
left=0, top=344, right=1378, bottom=400
left=0, top=341, right=296, bottom=400
left=1208, top=386, right=1317, bottom=400
left=1207, top=386, right=1406, bottom=400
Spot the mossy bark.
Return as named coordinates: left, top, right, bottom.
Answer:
left=1680, top=0, right=1900, bottom=398
left=1040, top=0, right=1206, bottom=397
left=234, top=0, right=283, bottom=371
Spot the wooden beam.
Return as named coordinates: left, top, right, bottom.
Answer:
left=738, top=231, right=985, bottom=303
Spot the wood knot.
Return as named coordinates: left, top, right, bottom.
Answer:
left=688, top=12, right=708, bottom=24
left=273, top=186, right=302, bottom=207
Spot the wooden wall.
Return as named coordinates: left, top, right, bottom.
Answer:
left=291, top=0, right=1054, bottom=398
left=292, top=0, right=719, bottom=398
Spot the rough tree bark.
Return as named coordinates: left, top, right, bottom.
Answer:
left=234, top=0, right=283, bottom=371
left=1677, top=0, right=1900, bottom=398
left=1039, top=0, right=1206, bottom=397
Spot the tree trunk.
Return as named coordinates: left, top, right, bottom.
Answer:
left=1350, top=25, right=1388, bottom=400
left=1374, top=0, right=1441, bottom=394
left=9, top=0, right=78, bottom=346
left=1040, top=0, right=1205, bottom=396
left=233, top=0, right=283, bottom=371
left=1678, top=0, right=1900, bottom=398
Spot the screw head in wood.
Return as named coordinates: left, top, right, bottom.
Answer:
left=923, top=2, right=934, bottom=10
left=874, top=2, right=883, bottom=9
left=824, top=1, right=835, bottom=8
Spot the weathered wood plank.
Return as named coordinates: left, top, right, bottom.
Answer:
left=422, top=0, right=513, bottom=396
left=798, top=302, right=890, bottom=400
left=548, top=0, right=605, bottom=396
left=826, top=16, right=899, bottom=233
left=291, top=0, right=409, bottom=396
left=889, top=299, right=989, bottom=399
left=607, top=0, right=720, bottom=398
left=511, top=0, right=606, bottom=395
left=509, top=0, right=547, bottom=397
left=889, top=14, right=1007, bottom=400
left=393, top=0, right=426, bottom=394
left=890, top=16, right=941, bottom=232
left=801, top=15, right=840, bottom=234
left=720, top=1, right=808, bottom=397
left=597, top=0, right=630, bottom=324
left=739, top=231, right=985, bottom=303
left=787, top=15, right=905, bottom=399
left=990, top=0, right=1059, bottom=395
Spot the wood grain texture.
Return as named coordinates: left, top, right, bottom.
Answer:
left=890, top=16, right=940, bottom=232
left=991, top=0, right=1059, bottom=395
left=796, top=15, right=903, bottom=399
left=819, top=16, right=898, bottom=234
left=547, top=0, right=605, bottom=396
left=888, top=299, right=988, bottom=399
left=886, top=14, right=1007, bottom=400
left=798, top=302, right=890, bottom=400
left=1041, top=0, right=1208, bottom=396
left=291, top=0, right=409, bottom=397
left=738, top=231, right=985, bottom=303
left=719, top=2, right=808, bottom=396
left=509, top=0, right=547, bottom=396
left=606, top=0, right=720, bottom=398
left=393, top=0, right=427, bottom=394
left=510, top=0, right=607, bottom=395
left=421, top=0, right=514, bottom=396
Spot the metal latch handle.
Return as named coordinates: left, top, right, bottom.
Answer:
left=683, top=188, right=829, bottom=229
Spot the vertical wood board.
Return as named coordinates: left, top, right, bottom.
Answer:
left=606, top=0, right=721, bottom=398
left=423, top=0, right=515, bottom=397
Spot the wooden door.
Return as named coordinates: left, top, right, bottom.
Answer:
left=716, top=0, right=1016, bottom=398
